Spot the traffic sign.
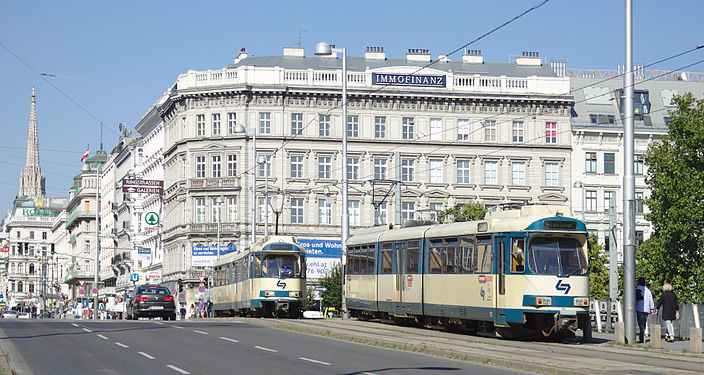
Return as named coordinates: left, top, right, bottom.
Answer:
left=78, top=280, right=86, bottom=287
left=314, top=287, right=328, bottom=292
left=198, top=275, right=206, bottom=283
left=145, top=212, right=160, bottom=225
left=122, top=178, right=163, bottom=194
left=130, top=273, right=139, bottom=282
left=78, top=288, right=85, bottom=295
left=116, top=296, right=123, bottom=303
left=82, top=301, right=89, bottom=308
left=99, top=303, right=104, bottom=311
left=92, top=288, right=98, bottom=294
left=198, top=286, right=205, bottom=293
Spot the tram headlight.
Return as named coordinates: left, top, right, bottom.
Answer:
left=264, top=291, right=275, bottom=297
left=535, top=297, right=552, bottom=306
left=573, top=297, right=589, bottom=307
left=289, top=291, right=300, bottom=298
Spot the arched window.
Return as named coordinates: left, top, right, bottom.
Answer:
left=17, top=262, right=23, bottom=274
left=10, top=263, right=15, bottom=274
left=17, top=281, right=23, bottom=293
left=29, top=263, right=35, bottom=274
left=29, top=283, right=34, bottom=293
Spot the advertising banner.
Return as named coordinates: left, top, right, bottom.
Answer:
left=297, top=238, right=341, bottom=280
left=191, top=245, right=237, bottom=267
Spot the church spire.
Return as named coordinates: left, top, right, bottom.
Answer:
left=19, top=87, right=46, bottom=198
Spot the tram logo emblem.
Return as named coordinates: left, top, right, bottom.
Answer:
left=276, top=280, right=286, bottom=289
left=555, top=280, right=571, bottom=294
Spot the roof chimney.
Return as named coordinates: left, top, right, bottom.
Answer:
left=462, top=49, right=483, bottom=64
left=283, top=46, right=304, bottom=57
left=516, top=51, right=541, bottom=66
left=364, top=46, right=386, bottom=60
left=234, top=48, right=248, bottom=64
left=406, top=49, right=431, bottom=63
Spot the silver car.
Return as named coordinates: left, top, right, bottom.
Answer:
left=2, top=311, right=17, bottom=319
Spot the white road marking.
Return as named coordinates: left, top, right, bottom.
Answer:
left=254, top=345, right=278, bottom=352
left=71, top=323, right=80, bottom=327
left=362, top=372, right=378, bottom=375
left=115, top=342, right=129, bottom=348
left=166, top=364, right=190, bottom=374
left=171, top=325, right=185, bottom=329
left=82, top=328, right=92, bottom=333
left=138, top=352, right=155, bottom=360
left=219, top=337, right=239, bottom=343
left=97, top=334, right=109, bottom=340
left=155, top=322, right=164, bottom=325
left=193, top=330, right=208, bottom=335
left=299, top=357, right=331, bottom=366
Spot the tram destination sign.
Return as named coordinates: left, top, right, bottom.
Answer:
left=122, top=178, right=164, bottom=194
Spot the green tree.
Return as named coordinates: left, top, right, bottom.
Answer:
left=641, top=93, right=704, bottom=303
left=438, top=202, right=487, bottom=223
left=587, top=234, right=609, bottom=300
left=319, top=263, right=342, bottom=311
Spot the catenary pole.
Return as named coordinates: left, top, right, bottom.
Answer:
left=623, top=0, right=636, bottom=344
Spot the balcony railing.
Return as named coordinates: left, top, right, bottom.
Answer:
left=66, top=209, right=97, bottom=228
left=188, top=177, right=241, bottom=190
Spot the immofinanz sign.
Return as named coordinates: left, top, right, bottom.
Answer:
left=122, top=178, right=164, bottom=194
left=372, top=73, right=446, bottom=88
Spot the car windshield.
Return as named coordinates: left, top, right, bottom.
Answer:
left=138, top=287, right=170, bottom=295
left=262, top=254, right=300, bottom=278
left=528, top=237, right=587, bottom=276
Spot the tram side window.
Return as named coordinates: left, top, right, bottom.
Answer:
left=349, top=247, right=360, bottom=274
left=381, top=243, right=393, bottom=274
left=365, top=246, right=376, bottom=275
left=476, top=236, right=493, bottom=273
left=254, top=255, right=262, bottom=277
left=459, top=236, right=475, bottom=274
left=443, top=238, right=458, bottom=273
left=406, top=240, right=420, bottom=273
left=429, top=239, right=443, bottom=273
left=511, top=238, right=525, bottom=273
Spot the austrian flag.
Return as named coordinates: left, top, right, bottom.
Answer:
left=80, top=146, right=89, bottom=162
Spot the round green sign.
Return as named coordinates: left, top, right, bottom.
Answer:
left=145, top=212, right=160, bottom=225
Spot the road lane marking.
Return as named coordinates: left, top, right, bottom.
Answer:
left=115, top=342, right=129, bottom=348
left=219, top=337, right=239, bottom=343
left=71, top=323, right=80, bottom=327
left=171, top=325, right=185, bottom=329
left=82, top=328, right=92, bottom=333
left=362, top=372, right=378, bottom=375
left=254, top=346, right=278, bottom=352
left=138, top=352, right=155, bottom=360
left=193, top=330, right=208, bottom=335
left=299, top=357, right=331, bottom=366
left=155, top=322, right=164, bottom=325
left=166, top=364, right=190, bottom=374
left=97, top=334, right=109, bottom=340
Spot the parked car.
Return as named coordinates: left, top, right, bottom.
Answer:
left=2, top=310, right=17, bottom=319
left=126, top=285, right=176, bottom=320
left=17, top=312, right=31, bottom=319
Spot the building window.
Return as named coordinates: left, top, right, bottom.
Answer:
left=348, top=200, right=360, bottom=226
left=512, top=161, right=525, bottom=185
left=429, top=159, right=443, bottom=183
left=196, top=114, right=205, bottom=136
left=318, top=155, right=331, bottom=179
left=401, top=202, right=415, bottom=220
left=429, top=202, right=443, bottom=222
left=484, top=120, right=497, bottom=142
left=374, top=202, right=388, bottom=226
left=586, top=190, right=597, bottom=212
left=227, top=196, right=237, bottom=222
left=634, top=154, right=644, bottom=175
left=636, top=231, right=644, bottom=247
left=457, top=119, right=469, bottom=141
left=318, top=198, right=331, bottom=225
left=604, top=153, right=615, bottom=174
left=42, top=232, right=47, bottom=240
left=211, top=197, right=222, bottom=222
left=512, top=121, right=524, bottom=143
left=586, top=152, right=597, bottom=173
left=545, top=122, right=557, bottom=144
left=319, top=114, right=330, bottom=137
left=604, top=191, right=616, bottom=212
left=195, top=156, right=206, bottom=178
left=290, top=198, right=304, bottom=224
left=291, top=113, right=303, bottom=135
left=227, top=112, right=237, bottom=134
left=545, top=162, right=558, bottom=186
left=29, top=231, right=35, bottom=240
left=402, top=117, right=415, bottom=140
left=347, top=115, right=359, bottom=138
left=227, top=155, right=237, bottom=177
left=484, top=160, right=497, bottom=184
left=375, top=116, right=386, bottom=139
left=456, top=160, right=471, bottom=184
left=430, top=118, right=442, bottom=141
left=16, top=231, right=20, bottom=239
left=257, top=154, right=271, bottom=177
left=635, top=192, right=644, bottom=213
left=259, top=112, right=271, bottom=135
left=374, top=158, right=387, bottom=180
left=347, top=157, right=359, bottom=180
left=258, top=197, right=273, bottom=224
left=195, top=198, right=206, bottom=223
left=212, top=113, right=221, bottom=135
left=211, top=155, right=221, bottom=178
left=401, top=158, right=415, bottom=182
left=290, top=155, right=304, bottom=179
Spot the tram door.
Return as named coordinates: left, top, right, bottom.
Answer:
left=392, top=241, right=407, bottom=317
left=494, top=236, right=508, bottom=326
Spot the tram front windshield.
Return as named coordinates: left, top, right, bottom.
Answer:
left=262, top=254, right=300, bottom=278
left=528, top=237, right=587, bottom=276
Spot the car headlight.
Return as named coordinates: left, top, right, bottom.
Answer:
left=535, top=296, right=552, bottom=306
left=573, top=297, right=589, bottom=307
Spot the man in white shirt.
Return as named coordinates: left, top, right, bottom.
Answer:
left=636, top=276, right=654, bottom=343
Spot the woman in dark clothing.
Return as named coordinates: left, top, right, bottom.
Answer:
left=655, top=283, right=679, bottom=342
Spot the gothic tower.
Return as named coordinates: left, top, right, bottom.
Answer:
left=19, top=87, right=46, bottom=198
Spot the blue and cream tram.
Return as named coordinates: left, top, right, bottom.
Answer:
left=345, top=205, right=590, bottom=339
left=212, top=235, right=307, bottom=318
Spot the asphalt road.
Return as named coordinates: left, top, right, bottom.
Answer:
left=0, top=319, right=534, bottom=375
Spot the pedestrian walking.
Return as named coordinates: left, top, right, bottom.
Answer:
left=206, top=298, right=213, bottom=318
left=180, top=304, right=187, bottom=320
left=655, top=283, right=680, bottom=342
left=198, top=298, right=205, bottom=318
left=188, top=303, right=196, bottom=319
left=636, top=276, right=654, bottom=343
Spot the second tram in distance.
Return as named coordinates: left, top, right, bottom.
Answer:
left=345, top=205, right=591, bottom=340
left=212, top=235, right=307, bottom=318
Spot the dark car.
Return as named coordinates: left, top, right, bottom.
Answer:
left=126, top=285, right=176, bottom=320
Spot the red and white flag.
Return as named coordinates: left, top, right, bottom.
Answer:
left=80, top=146, right=89, bottom=162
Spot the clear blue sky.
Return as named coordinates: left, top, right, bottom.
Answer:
left=1, top=0, right=702, bottom=216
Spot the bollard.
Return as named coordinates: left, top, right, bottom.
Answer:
left=690, top=327, right=702, bottom=354
left=614, top=321, right=625, bottom=345
left=650, top=324, right=661, bottom=349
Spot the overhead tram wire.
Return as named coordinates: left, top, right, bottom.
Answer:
left=0, top=66, right=162, bottom=92
left=0, top=40, right=119, bottom=138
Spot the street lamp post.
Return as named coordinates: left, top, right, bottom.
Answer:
left=315, top=41, right=348, bottom=319
left=573, top=181, right=585, bottom=223
left=216, top=196, right=224, bottom=260
left=233, top=124, right=257, bottom=244
left=257, top=155, right=270, bottom=237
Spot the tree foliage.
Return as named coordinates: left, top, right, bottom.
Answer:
left=588, top=234, right=610, bottom=300
left=640, top=93, right=704, bottom=303
left=319, top=263, right=342, bottom=310
left=438, top=202, right=487, bottom=223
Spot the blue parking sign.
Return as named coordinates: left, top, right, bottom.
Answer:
left=82, top=301, right=89, bottom=308
left=130, top=273, right=139, bottom=282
